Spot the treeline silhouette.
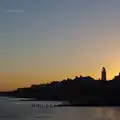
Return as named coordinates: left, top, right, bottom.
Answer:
left=1, top=74, right=120, bottom=106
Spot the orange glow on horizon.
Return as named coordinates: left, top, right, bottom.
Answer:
left=0, top=67, right=120, bottom=91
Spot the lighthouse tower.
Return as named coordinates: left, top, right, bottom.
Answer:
left=101, top=67, right=106, bottom=81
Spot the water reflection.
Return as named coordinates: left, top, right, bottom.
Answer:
left=52, top=107, right=120, bottom=120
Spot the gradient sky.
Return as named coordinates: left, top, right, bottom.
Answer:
left=1, top=0, right=120, bottom=91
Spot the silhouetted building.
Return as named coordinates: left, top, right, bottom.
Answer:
left=113, top=73, right=120, bottom=80
left=80, top=75, right=82, bottom=78
left=101, top=67, right=106, bottom=81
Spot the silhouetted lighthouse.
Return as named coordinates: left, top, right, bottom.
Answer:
left=101, top=67, right=106, bottom=81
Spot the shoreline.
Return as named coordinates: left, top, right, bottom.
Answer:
left=55, top=104, right=120, bottom=107
left=1, top=97, right=120, bottom=107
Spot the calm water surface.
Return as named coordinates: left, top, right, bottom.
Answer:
left=0, top=97, right=120, bottom=120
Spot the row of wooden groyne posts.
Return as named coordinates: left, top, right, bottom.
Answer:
left=31, top=104, right=61, bottom=108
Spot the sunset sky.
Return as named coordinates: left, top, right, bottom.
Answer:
left=1, top=0, right=120, bottom=91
